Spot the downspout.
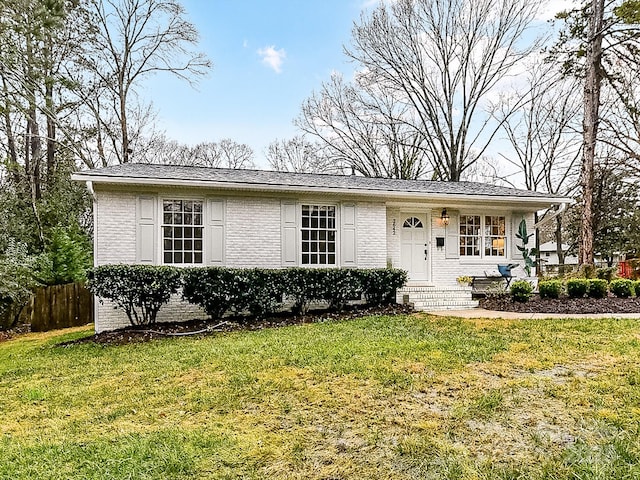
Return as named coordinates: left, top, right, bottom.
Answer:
left=533, top=202, right=568, bottom=229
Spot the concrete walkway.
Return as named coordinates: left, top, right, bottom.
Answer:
left=426, top=308, right=640, bottom=320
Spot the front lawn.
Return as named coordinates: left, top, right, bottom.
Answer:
left=1, top=314, right=639, bottom=479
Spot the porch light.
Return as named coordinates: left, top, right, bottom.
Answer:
left=440, top=208, right=450, bottom=226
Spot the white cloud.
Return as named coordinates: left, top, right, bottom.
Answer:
left=538, top=0, right=580, bottom=21
left=257, top=45, right=286, bottom=73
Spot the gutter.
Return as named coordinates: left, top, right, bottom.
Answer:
left=533, top=202, right=569, bottom=229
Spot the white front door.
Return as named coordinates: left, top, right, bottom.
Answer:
left=400, top=213, right=430, bottom=282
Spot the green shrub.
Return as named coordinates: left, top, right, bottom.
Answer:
left=634, top=281, right=640, bottom=298
left=280, top=268, right=323, bottom=315
left=538, top=280, right=563, bottom=299
left=358, top=269, right=407, bottom=305
left=88, top=265, right=182, bottom=326
left=237, top=269, right=285, bottom=318
left=510, top=280, right=533, bottom=302
left=182, top=267, right=239, bottom=319
left=587, top=279, right=608, bottom=299
left=566, top=278, right=588, bottom=298
left=596, top=267, right=617, bottom=282
left=610, top=279, right=635, bottom=298
left=319, top=268, right=363, bottom=311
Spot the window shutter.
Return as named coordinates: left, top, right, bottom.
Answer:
left=208, top=199, right=225, bottom=265
left=445, top=210, right=459, bottom=259
left=512, top=214, right=524, bottom=260
left=341, top=204, right=357, bottom=266
left=281, top=201, right=298, bottom=266
left=136, top=195, right=157, bottom=264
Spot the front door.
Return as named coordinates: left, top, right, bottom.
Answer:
left=400, top=213, right=430, bottom=282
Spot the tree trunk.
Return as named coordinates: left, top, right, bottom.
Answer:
left=580, top=0, right=605, bottom=266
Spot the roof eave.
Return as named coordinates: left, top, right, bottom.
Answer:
left=70, top=173, right=569, bottom=207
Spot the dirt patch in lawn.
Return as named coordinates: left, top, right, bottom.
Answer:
left=61, top=303, right=415, bottom=347
left=480, top=294, right=640, bottom=314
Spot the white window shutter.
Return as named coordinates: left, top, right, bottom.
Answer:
left=136, top=195, right=157, bottom=264
left=208, top=199, right=225, bottom=265
left=341, top=204, right=357, bottom=266
left=445, top=210, right=459, bottom=259
left=281, top=201, right=298, bottom=266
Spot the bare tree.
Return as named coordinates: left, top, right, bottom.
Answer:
left=267, top=136, right=340, bottom=174
left=139, top=136, right=255, bottom=169
left=298, top=73, right=431, bottom=179
left=494, top=62, right=583, bottom=267
left=80, top=0, right=211, bottom=166
left=300, top=0, right=543, bottom=181
left=191, top=139, right=255, bottom=169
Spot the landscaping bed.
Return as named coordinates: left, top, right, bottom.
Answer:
left=481, top=294, right=640, bottom=314
left=63, top=303, right=415, bottom=346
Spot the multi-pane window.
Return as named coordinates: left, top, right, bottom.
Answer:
left=484, top=216, right=506, bottom=257
left=459, top=215, right=506, bottom=258
left=301, top=205, right=336, bottom=265
left=162, top=200, right=204, bottom=264
left=460, top=215, right=481, bottom=256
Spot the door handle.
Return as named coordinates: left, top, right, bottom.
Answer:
left=424, top=249, right=428, bottom=259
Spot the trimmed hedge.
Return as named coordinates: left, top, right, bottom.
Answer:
left=538, top=280, right=563, bottom=299
left=88, top=265, right=182, bottom=326
left=566, top=279, right=589, bottom=298
left=180, top=266, right=407, bottom=319
left=587, top=279, right=608, bottom=299
left=610, top=279, right=635, bottom=298
left=510, top=280, right=533, bottom=302
left=358, top=269, right=408, bottom=306
left=634, top=281, right=640, bottom=297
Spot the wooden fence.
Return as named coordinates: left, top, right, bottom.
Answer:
left=28, top=283, right=93, bottom=332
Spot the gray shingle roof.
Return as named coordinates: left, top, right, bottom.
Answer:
left=73, top=163, right=566, bottom=202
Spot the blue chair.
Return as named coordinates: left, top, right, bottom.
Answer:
left=497, top=264, right=519, bottom=287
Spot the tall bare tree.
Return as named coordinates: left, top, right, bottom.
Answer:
left=80, top=0, right=211, bottom=166
left=494, top=62, right=583, bottom=266
left=139, top=136, right=255, bottom=169
left=267, top=136, right=340, bottom=174
left=299, top=0, right=543, bottom=181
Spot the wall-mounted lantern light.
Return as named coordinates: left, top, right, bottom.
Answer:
left=441, top=208, right=450, bottom=226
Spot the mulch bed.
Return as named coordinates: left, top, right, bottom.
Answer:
left=60, top=303, right=415, bottom=346
left=480, top=294, right=640, bottom=314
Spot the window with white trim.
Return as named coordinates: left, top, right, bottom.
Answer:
left=459, top=215, right=506, bottom=258
left=162, top=200, right=204, bottom=264
left=301, top=205, right=336, bottom=265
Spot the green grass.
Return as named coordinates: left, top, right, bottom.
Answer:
left=1, top=314, right=640, bottom=479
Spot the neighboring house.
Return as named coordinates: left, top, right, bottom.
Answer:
left=539, top=241, right=579, bottom=266
left=72, top=164, right=568, bottom=332
left=539, top=241, right=622, bottom=269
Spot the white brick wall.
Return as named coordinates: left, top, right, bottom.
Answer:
left=225, top=197, right=281, bottom=267
left=356, top=202, right=387, bottom=268
left=95, top=190, right=137, bottom=265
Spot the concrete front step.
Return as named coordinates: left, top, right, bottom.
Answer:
left=397, top=285, right=478, bottom=311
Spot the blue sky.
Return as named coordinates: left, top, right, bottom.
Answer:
left=148, top=0, right=373, bottom=168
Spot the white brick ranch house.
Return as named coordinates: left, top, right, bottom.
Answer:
left=72, top=164, right=568, bottom=332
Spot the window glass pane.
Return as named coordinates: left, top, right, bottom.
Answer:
left=162, top=200, right=204, bottom=264
left=301, top=204, right=337, bottom=265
